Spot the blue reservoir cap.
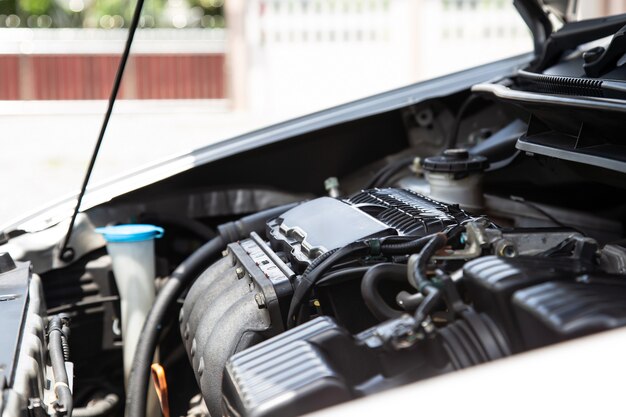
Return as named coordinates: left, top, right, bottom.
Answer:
left=96, top=224, right=164, bottom=243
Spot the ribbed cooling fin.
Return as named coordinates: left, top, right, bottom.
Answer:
left=347, top=188, right=470, bottom=236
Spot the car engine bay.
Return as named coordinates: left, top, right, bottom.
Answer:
left=3, top=9, right=626, bottom=417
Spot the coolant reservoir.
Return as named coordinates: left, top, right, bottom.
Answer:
left=422, top=148, right=489, bottom=211
left=96, top=224, right=163, bottom=383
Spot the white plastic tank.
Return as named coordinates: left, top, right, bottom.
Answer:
left=421, top=149, right=489, bottom=211
left=96, top=224, right=164, bottom=383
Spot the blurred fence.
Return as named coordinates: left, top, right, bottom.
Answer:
left=0, top=28, right=226, bottom=100
left=236, top=0, right=532, bottom=118
left=0, top=1, right=532, bottom=105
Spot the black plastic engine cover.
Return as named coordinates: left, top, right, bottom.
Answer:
left=222, top=311, right=511, bottom=417
left=346, top=188, right=470, bottom=235
left=268, top=189, right=471, bottom=272
left=222, top=317, right=356, bottom=417
left=513, top=280, right=626, bottom=349
left=463, top=256, right=593, bottom=352
left=463, top=255, right=626, bottom=352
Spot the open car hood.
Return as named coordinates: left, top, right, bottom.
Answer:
left=514, top=0, right=569, bottom=54
left=515, top=0, right=593, bottom=54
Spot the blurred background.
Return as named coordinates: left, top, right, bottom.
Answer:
left=0, top=0, right=624, bottom=221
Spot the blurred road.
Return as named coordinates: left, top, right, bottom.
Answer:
left=0, top=100, right=266, bottom=223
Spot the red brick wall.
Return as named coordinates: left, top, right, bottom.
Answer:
left=0, top=56, right=19, bottom=100
left=134, top=55, right=225, bottom=99
left=0, top=54, right=225, bottom=100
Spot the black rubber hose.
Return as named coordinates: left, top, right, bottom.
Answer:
left=302, top=248, right=339, bottom=278
left=396, top=291, right=424, bottom=311
left=126, top=203, right=298, bottom=417
left=446, top=94, right=483, bottom=149
left=408, top=233, right=447, bottom=291
left=289, top=235, right=435, bottom=326
left=361, top=263, right=408, bottom=321
left=364, top=155, right=415, bottom=189
left=381, top=235, right=434, bottom=255
left=140, top=214, right=216, bottom=241
left=217, top=202, right=299, bottom=243
left=48, top=315, right=73, bottom=417
left=371, top=156, right=415, bottom=188
left=288, top=241, right=370, bottom=328
left=413, top=285, right=442, bottom=325
left=316, top=266, right=371, bottom=287
left=73, top=394, right=119, bottom=417
left=406, top=233, right=447, bottom=325
left=126, top=235, right=224, bottom=417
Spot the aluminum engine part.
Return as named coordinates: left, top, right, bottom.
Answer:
left=180, top=233, right=295, bottom=417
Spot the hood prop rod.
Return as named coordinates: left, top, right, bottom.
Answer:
left=59, top=0, right=146, bottom=262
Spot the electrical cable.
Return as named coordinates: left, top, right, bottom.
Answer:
left=380, top=235, right=434, bottom=255
left=510, top=195, right=569, bottom=228
left=363, top=155, right=415, bottom=189
left=446, top=94, right=484, bottom=149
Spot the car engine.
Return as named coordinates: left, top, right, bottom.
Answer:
left=4, top=6, right=626, bottom=417
left=176, top=187, right=625, bottom=417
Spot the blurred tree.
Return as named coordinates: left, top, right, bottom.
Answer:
left=5, top=0, right=224, bottom=27
left=0, top=0, right=18, bottom=15
left=176, top=0, right=223, bottom=27
left=20, top=0, right=50, bottom=15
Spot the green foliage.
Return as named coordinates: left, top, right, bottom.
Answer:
left=93, top=0, right=123, bottom=16
left=5, top=0, right=223, bottom=28
left=0, top=0, right=18, bottom=15
left=19, top=0, right=50, bottom=15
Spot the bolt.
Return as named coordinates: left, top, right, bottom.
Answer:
left=495, top=240, right=517, bottom=258
left=254, top=293, right=266, bottom=308
left=324, top=177, right=340, bottom=198
left=411, top=156, right=422, bottom=175
left=502, top=245, right=516, bottom=257
left=28, top=398, right=43, bottom=410
left=235, top=267, right=245, bottom=279
left=421, top=320, right=436, bottom=335
left=222, top=249, right=230, bottom=258
left=60, top=247, right=75, bottom=263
